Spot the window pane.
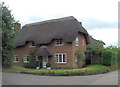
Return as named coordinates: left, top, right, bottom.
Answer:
left=63, top=54, right=66, bottom=62
left=75, top=55, right=77, bottom=62
left=55, top=54, right=59, bottom=62
left=75, top=37, right=79, bottom=46
left=27, top=55, right=29, bottom=61
left=59, top=54, right=62, bottom=62
left=16, top=56, right=18, bottom=61
left=83, top=39, right=84, bottom=46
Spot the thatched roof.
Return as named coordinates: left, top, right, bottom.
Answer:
left=35, top=46, right=52, bottom=56
left=15, top=16, right=90, bottom=47
left=88, top=36, right=103, bottom=48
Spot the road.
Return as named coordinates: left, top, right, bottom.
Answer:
left=2, top=70, right=118, bottom=85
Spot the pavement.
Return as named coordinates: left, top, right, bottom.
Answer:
left=2, top=70, right=118, bottom=85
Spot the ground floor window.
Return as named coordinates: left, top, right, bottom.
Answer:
left=55, top=53, right=66, bottom=63
left=75, top=55, right=77, bottom=62
left=23, top=54, right=29, bottom=63
left=36, top=56, right=39, bottom=61
left=13, top=55, right=18, bottom=62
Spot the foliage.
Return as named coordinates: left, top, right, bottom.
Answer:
left=3, top=65, right=109, bottom=75
left=2, top=3, right=18, bottom=67
left=28, top=49, right=38, bottom=68
left=96, top=40, right=106, bottom=45
left=75, top=50, right=84, bottom=68
left=101, top=45, right=119, bottom=66
left=101, top=49, right=113, bottom=66
left=46, top=62, right=51, bottom=67
left=86, top=45, right=101, bottom=64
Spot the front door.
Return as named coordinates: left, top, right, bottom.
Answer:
left=43, top=56, right=48, bottom=68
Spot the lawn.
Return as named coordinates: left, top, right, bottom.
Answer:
left=3, top=64, right=109, bottom=75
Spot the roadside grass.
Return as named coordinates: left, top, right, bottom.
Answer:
left=3, top=64, right=109, bottom=75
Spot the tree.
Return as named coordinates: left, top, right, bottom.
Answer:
left=28, top=50, right=38, bottom=68
left=2, top=3, right=18, bottom=67
left=86, top=45, right=101, bottom=64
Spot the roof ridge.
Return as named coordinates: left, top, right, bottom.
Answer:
left=23, top=16, right=75, bottom=27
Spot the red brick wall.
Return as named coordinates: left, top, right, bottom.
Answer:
left=13, top=42, right=39, bottom=65
left=48, top=40, right=73, bottom=69
left=14, top=33, right=87, bottom=69
left=72, top=32, right=87, bottom=68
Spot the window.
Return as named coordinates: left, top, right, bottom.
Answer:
left=23, top=54, right=29, bottom=63
left=83, top=39, right=85, bottom=46
left=55, top=53, right=66, bottom=63
left=75, top=37, right=79, bottom=46
left=55, top=39, right=64, bottom=46
left=13, top=55, right=18, bottom=62
left=36, top=56, right=39, bottom=61
left=29, top=41, right=36, bottom=48
left=75, top=55, right=77, bottom=62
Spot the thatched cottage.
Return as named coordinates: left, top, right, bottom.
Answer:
left=13, top=16, right=103, bottom=69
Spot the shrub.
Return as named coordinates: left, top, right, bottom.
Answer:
left=46, top=62, right=51, bottom=67
left=23, top=63, right=30, bottom=68
left=101, top=49, right=112, bottom=66
left=75, top=50, right=85, bottom=68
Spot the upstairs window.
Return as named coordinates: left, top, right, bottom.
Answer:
left=75, top=37, right=79, bottom=46
left=55, top=39, right=64, bottom=46
left=13, top=55, right=18, bottom=62
left=83, top=39, right=85, bottom=46
left=23, top=54, right=29, bottom=63
left=29, top=41, right=36, bottom=48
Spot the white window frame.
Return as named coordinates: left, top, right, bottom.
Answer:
left=75, top=55, right=77, bottom=62
left=75, top=37, right=79, bottom=46
left=29, top=41, right=36, bottom=48
left=83, top=39, right=85, bottom=46
left=13, top=55, right=19, bottom=62
left=23, top=54, right=29, bottom=63
left=55, top=39, right=64, bottom=46
left=55, top=53, right=67, bottom=63
left=36, top=56, right=39, bottom=61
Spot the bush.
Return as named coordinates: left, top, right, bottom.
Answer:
left=46, top=62, right=51, bottom=67
left=75, top=50, right=85, bottom=68
left=101, top=49, right=112, bottom=66
left=23, top=63, right=30, bottom=68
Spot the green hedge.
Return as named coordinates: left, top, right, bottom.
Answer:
left=101, top=49, right=112, bottom=66
left=101, top=49, right=118, bottom=66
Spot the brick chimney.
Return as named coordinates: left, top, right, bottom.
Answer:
left=79, top=22, right=82, bottom=26
left=14, top=23, right=21, bottom=31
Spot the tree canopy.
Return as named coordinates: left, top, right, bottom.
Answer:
left=2, top=2, right=18, bottom=67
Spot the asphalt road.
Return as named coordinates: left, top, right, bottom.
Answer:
left=2, top=70, right=118, bottom=85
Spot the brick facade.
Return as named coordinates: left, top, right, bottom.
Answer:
left=13, top=33, right=87, bottom=69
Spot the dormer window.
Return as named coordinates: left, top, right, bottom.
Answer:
left=55, top=39, right=64, bottom=46
left=29, top=41, right=36, bottom=48
left=75, top=37, right=79, bottom=46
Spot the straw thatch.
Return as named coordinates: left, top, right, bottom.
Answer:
left=35, top=46, right=52, bottom=56
left=15, top=16, right=90, bottom=47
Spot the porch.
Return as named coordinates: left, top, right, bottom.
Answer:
left=35, top=46, right=52, bottom=69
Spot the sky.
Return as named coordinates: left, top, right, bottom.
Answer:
left=2, top=0, right=119, bottom=47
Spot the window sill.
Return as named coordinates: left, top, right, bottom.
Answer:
left=55, top=62, right=67, bottom=64
left=13, top=61, right=18, bottom=63
left=29, top=46, right=36, bottom=48
left=24, top=61, right=29, bottom=63
left=75, top=45, right=79, bottom=46
left=55, top=44, right=64, bottom=46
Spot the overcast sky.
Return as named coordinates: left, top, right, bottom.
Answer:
left=2, top=0, right=119, bottom=47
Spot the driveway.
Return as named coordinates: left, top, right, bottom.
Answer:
left=2, top=70, right=118, bottom=85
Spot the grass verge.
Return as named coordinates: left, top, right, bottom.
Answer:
left=3, top=64, right=109, bottom=75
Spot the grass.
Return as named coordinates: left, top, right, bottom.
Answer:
left=3, top=64, right=109, bottom=75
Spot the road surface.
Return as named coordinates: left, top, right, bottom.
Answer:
left=2, top=70, right=118, bottom=85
